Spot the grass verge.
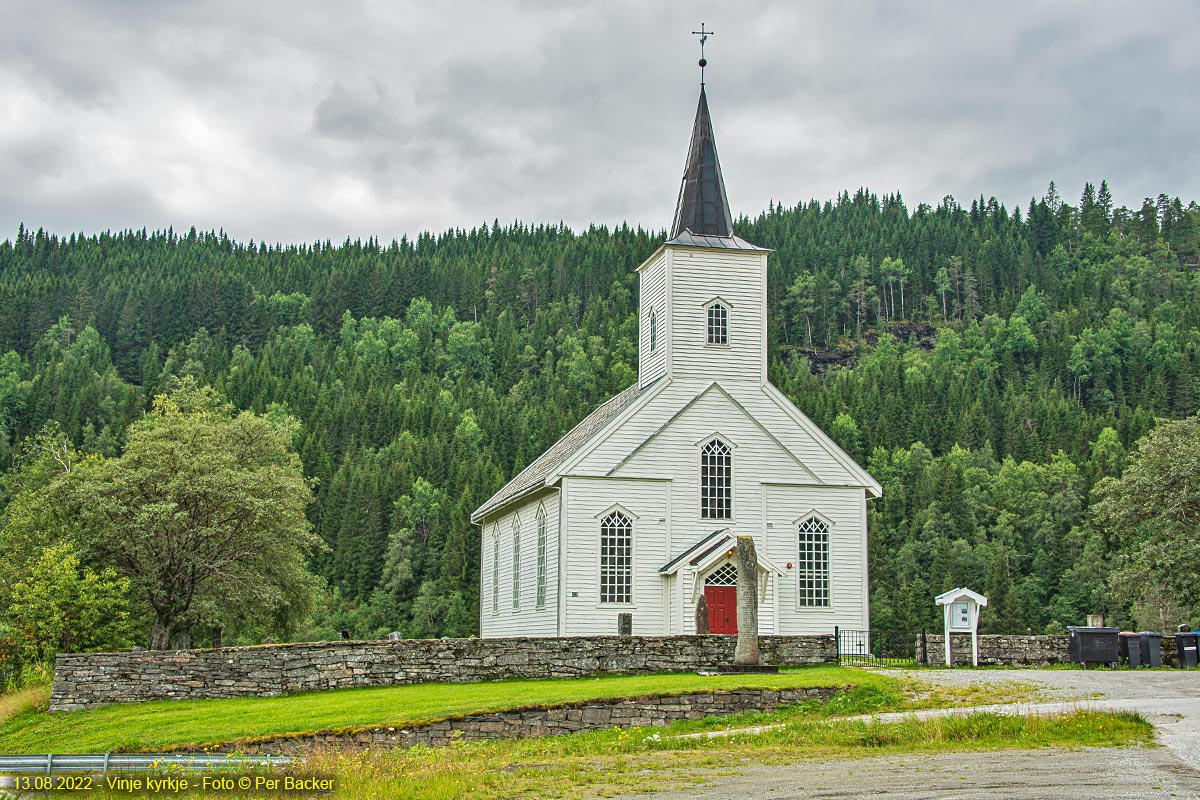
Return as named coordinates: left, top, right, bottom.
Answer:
left=76, top=709, right=1151, bottom=800
left=0, top=684, right=49, bottom=726
left=0, top=667, right=926, bottom=753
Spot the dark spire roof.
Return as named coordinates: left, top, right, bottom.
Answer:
left=670, top=87, right=735, bottom=241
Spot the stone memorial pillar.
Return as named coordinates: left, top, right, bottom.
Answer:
left=733, top=536, right=760, bottom=666
left=695, top=593, right=710, bottom=635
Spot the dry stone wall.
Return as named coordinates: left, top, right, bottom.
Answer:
left=920, top=633, right=1181, bottom=667
left=51, top=634, right=835, bottom=712
left=230, top=687, right=838, bottom=755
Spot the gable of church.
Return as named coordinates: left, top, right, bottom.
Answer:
left=558, top=381, right=878, bottom=492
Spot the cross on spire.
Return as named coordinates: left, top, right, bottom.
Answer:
left=691, top=23, right=713, bottom=86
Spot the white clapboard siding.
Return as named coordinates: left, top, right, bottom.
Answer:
left=638, top=249, right=669, bottom=387
left=667, top=247, right=766, bottom=384
left=479, top=490, right=561, bottom=638
left=731, top=382, right=871, bottom=488
left=560, top=476, right=671, bottom=636
left=763, top=484, right=869, bottom=633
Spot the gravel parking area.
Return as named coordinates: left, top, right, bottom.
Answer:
left=624, top=745, right=1197, bottom=799
left=895, top=667, right=1200, bottom=702
left=617, top=668, right=1200, bottom=799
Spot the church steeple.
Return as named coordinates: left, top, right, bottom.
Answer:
left=669, top=87, right=736, bottom=241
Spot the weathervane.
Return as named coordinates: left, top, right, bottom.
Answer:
left=692, top=23, right=713, bottom=86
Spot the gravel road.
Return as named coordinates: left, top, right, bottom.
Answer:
left=615, top=668, right=1200, bottom=800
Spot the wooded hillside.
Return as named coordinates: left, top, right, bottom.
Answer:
left=1, top=181, right=1197, bottom=653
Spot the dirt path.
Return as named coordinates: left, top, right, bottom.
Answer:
left=616, top=669, right=1200, bottom=799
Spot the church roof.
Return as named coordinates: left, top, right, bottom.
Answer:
left=471, top=378, right=657, bottom=522
left=664, top=230, right=763, bottom=250
left=669, top=87, right=736, bottom=241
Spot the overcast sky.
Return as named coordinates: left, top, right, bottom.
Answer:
left=3, top=1, right=1198, bottom=245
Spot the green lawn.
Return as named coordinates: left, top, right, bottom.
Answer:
left=0, top=666, right=903, bottom=753
left=1, top=669, right=1152, bottom=800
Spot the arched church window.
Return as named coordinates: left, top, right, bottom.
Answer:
left=706, top=302, right=728, bottom=345
left=700, top=438, right=732, bottom=519
left=705, top=561, right=738, bottom=586
left=491, top=525, right=500, bottom=614
left=536, top=505, right=548, bottom=608
left=512, top=515, right=521, bottom=610
left=599, top=511, right=632, bottom=603
left=797, top=516, right=830, bottom=607
left=649, top=309, right=658, bottom=352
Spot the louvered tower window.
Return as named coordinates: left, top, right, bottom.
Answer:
left=700, top=439, right=732, bottom=519
left=797, top=517, right=830, bottom=607
left=649, top=309, right=658, bottom=352
left=706, top=302, right=728, bottom=345
left=600, top=511, right=632, bottom=604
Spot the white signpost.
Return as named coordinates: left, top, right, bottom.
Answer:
left=935, top=587, right=988, bottom=667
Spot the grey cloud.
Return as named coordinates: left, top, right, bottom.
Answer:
left=2, top=0, right=1199, bottom=244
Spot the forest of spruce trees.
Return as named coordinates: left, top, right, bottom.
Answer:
left=0, top=180, right=1198, bottom=659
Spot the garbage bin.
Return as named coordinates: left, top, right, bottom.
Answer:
left=1176, top=632, right=1199, bottom=668
left=1140, top=632, right=1163, bottom=668
left=1119, top=632, right=1142, bottom=667
left=1067, top=626, right=1119, bottom=667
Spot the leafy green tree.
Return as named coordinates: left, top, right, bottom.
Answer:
left=3, top=542, right=134, bottom=663
left=1092, top=415, right=1200, bottom=630
left=78, top=380, right=322, bottom=648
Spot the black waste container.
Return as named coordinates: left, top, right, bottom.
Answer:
left=1067, top=626, right=1119, bottom=667
left=1119, top=632, right=1142, bottom=667
left=1140, top=632, right=1163, bottom=668
left=1179, top=633, right=1200, bottom=668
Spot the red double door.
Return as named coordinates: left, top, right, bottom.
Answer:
left=705, top=586, right=738, bottom=634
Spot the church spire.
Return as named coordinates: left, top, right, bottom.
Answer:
left=669, top=86, right=735, bottom=241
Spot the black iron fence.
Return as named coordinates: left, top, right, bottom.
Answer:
left=835, top=627, right=917, bottom=667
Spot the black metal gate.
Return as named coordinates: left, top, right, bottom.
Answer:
left=835, top=627, right=917, bottom=667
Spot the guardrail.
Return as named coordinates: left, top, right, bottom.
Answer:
left=0, top=753, right=292, bottom=775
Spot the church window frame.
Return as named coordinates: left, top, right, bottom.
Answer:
left=704, top=561, right=739, bottom=586
left=511, top=515, right=522, bottom=611
left=599, top=508, right=633, bottom=605
left=796, top=515, right=831, bottom=608
left=535, top=504, right=548, bottom=609
left=705, top=300, right=729, bottom=346
left=491, top=525, right=500, bottom=615
left=649, top=308, right=658, bottom=353
left=699, top=436, right=733, bottom=520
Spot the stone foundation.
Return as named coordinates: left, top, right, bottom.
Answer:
left=228, top=687, right=838, bottom=754
left=51, top=634, right=835, bottom=712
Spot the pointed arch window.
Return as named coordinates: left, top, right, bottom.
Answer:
left=600, top=511, right=632, bottom=604
left=535, top=505, right=548, bottom=608
left=511, top=516, right=521, bottom=610
left=491, top=526, right=500, bottom=614
left=700, top=438, right=732, bottom=519
left=706, top=302, right=728, bottom=345
left=797, top=516, right=830, bottom=607
left=649, top=309, right=658, bottom=352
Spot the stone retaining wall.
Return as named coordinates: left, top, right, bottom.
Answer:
left=51, top=634, right=835, bottom=712
left=920, top=633, right=1180, bottom=667
left=230, top=687, right=839, bottom=755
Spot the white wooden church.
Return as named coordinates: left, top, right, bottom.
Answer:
left=471, top=83, right=881, bottom=638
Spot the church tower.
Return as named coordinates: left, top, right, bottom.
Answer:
left=637, top=87, right=771, bottom=389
